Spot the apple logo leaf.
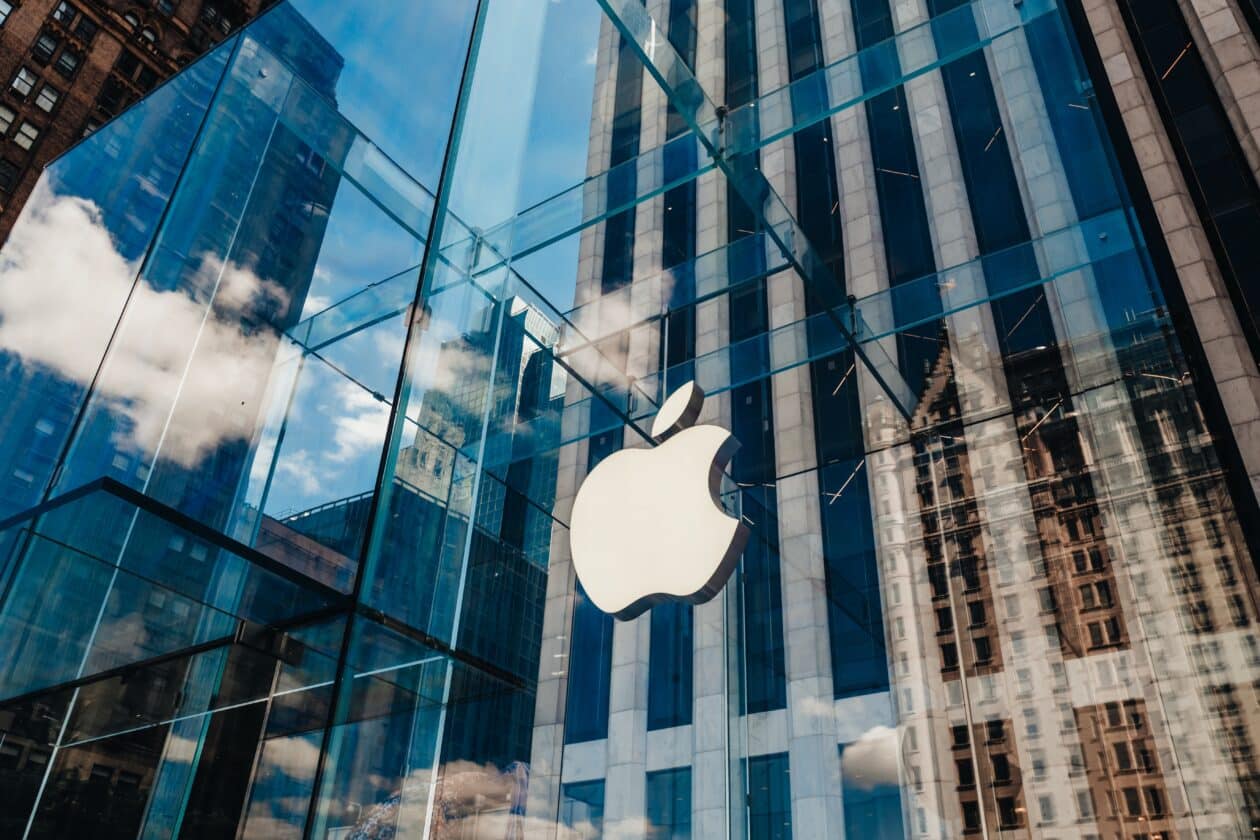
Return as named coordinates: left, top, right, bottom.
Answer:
left=569, top=380, right=750, bottom=620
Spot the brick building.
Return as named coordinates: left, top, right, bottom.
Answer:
left=0, top=0, right=268, bottom=243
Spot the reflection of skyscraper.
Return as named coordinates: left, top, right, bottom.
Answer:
left=528, top=1, right=1260, bottom=837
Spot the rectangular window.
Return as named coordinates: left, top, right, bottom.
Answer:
left=73, top=15, right=96, bottom=41
left=1113, top=741, right=1133, bottom=771
left=986, top=720, right=1005, bottom=743
left=748, top=753, right=792, bottom=840
left=973, top=636, right=992, bottom=663
left=962, top=800, right=981, bottom=831
left=956, top=758, right=975, bottom=787
left=0, top=158, right=18, bottom=191
left=647, top=602, right=693, bottom=730
left=645, top=767, right=691, bottom=840
left=564, top=582, right=613, bottom=744
left=1123, top=787, right=1142, bottom=817
left=14, top=121, right=38, bottom=150
left=54, top=48, right=80, bottom=78
left=0, top=105, right=13, bottom=134
left=998, top=796, right=1019, bottom=827
left=33, top=33, right=60, bottom=65
left=34, top=84, right=59, bottom=113
left=560, top=781, right=604, bottom=838
left=11, top=67, right=37, bottom=97
left=952, top=724, right=970, bottom=747
left=991, top=752, right=1011, bottom=784
left=967, top=601, right=986, bottom=627
left=53, top=2, right=77, bottom=24
left=0, top=1, right=12, bottom=26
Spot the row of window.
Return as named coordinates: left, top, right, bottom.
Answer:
left=0, top=106, right=40, bottom=151
left=33, top=28, right=86, bottom=78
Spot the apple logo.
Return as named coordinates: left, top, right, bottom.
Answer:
left=568, top=381, right=750, bottom=620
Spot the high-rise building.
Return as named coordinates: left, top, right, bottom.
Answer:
left=0, top=0, right=270, bottom=244
left=0, top=0, right=1259, bottom=837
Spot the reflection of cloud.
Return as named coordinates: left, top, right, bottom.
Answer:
left=258, top=734, right=323, bottom=781
left=843, top=725, right=901, bottom=791
left=0, top=186, right=290, bottom=467
left=330, top=381, right=391, bottom=463
left=275, top=449, right=324, bottom=495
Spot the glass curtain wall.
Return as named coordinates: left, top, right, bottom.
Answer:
left=0, top=0, right=1256, bottom=837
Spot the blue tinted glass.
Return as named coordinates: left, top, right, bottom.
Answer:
left=648, top=601, right=693, bottom=729
left=748, top=753, right=792, bottom=840
left=646, top=766, right=692, bottom=839
left=0, top=42, right=231, bottom=519
left=562, top=779, right=606, bottom=836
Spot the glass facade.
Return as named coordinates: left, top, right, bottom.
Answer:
left=0, top=0, right=1258, bottom=837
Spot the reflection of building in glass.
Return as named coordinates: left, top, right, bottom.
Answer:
left=0, top=0, right=1259, bottom=837
left=0, top=0, right=271, bottom=244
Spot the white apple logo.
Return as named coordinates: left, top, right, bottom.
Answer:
left=569, top=381, right=750, bottom=620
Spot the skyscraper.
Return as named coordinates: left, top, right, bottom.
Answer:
left=0, top=0, right=1259, bottom=837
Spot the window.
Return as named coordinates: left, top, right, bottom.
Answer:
left=1144, top=787, right=1165, bottom=816
left=1080, top=583, right=1096, bottom=609
left=962, top=801, right=981, bottom=831
left=998, top=796, right=1019, bottom=828
left=936, top=607, right=953, bottom=633
left=941, top=642, right=958, bottom=669
left=72, top=14, right=96, bottom=40
left=156, top=0, right=173, bottom=12
left=11, top=67, right=37, bottom=97
left=13, top=121, right=38, bottom=150
left=973, top=636, right=992, bottom=663
left=0, top=105, right=14, bottom=133
left=1038, top=795, right=1055, bottom=823
left=560, top=781, right=604, bottom=838
left=140, top=27, right=156, bottom=43
left=1230, top=594, right=1249, bottom=627
left=986, top=720, right=1005, bottom=743
left=1123, top=787, right=1142, bottom=817
left=54, top=48, right=80, bottom=77
left=1113, top=741, right=1133, bottom=771
left=956, top=758, right=975, bottom=787
left=968, top=600, right=986, bottom=627
left=52, top=2, right=76, bottom=24
left=991, top=752, right=1011, bottom=783
left=1088, top=622, right=1104, bottom=648
left=645, top=768, right=691, bottom=840
left=748, top=754, right=792, bottom=840
left=952, top=724, right=970, bottom=747
left=123, top=12, right=139, bottom=28
left=0, top=0, right=11, bottom=26
left=1038, top=586, right=1056, bottom=612
left=0, top=158, right=20, bottom=191
left=96, top=77, right=127, bottom=113
left=32, top=31, right=60, bottom=63
left=34, top=84, right=58, bottom=113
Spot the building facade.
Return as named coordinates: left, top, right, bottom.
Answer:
left=0, top=0, right=268, bottom=244
left=0, top=0, right=1258, bottom=838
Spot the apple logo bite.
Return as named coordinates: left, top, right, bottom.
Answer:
left=569, top=381, right=750, bottom=620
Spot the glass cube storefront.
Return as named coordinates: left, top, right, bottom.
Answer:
left=0, top=0, right=1258, bottom=836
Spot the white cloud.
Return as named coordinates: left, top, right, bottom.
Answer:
left=329, top=380, right=391, bottom=463
left=842, top=724, right=901, bottom=791
left=0, top=185, right=292, bottom=468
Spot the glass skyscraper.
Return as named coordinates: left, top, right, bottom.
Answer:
left=1, top=0, right=1260, bottom=836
